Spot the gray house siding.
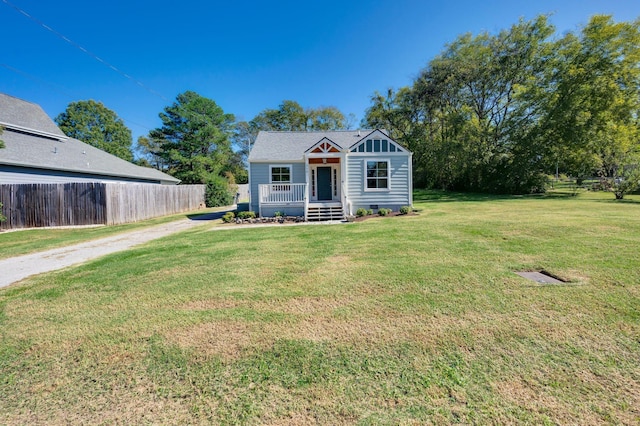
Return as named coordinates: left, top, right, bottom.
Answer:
left=0, top=165, right=164, bottom=185
left=249, top=162, right=305, bottom=214
left=346, top=154, right=411, bottom=212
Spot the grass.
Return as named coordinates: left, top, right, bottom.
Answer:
left=0, top=207, right=227, bottom=260
left=1, top=190, right=639, bottom=424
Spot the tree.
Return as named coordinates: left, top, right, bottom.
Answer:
left=232, top=120, right=256, bottom=166
left=308, top=106, right=347, bottom=130
left=364, top=16, right=555, bottom=193
left=251, top=100, right=307, bottom=131
left=539, top=16, right=640, bottom=198
left=0, top=125, right=5, bottom=149
left=251, top=100, right=349, bottom=132
left=55, top=100, right=133, bottom=162
left=150, top=91, right=236, bottom=206
left=135, top=135, right=165, bottom=170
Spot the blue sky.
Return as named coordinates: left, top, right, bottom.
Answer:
left=2, top=0, right=640, bottom=145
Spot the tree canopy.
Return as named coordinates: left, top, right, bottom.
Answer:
left=250, top=100, right=348, bottom=132
left=55, top=100, right=134, bottom=162
left=146, top=91, right=237, bottom=206
left=364, top=15, right=640, bottom=197
left=233, top=101, right=351, bottom=164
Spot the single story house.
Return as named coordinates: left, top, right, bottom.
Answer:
left=0, top=93, right=179, bottom=185
left=248, top=129, right=412, bottom=220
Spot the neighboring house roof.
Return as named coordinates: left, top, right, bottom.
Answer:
left=0, top=93, right=179, bottom=184
left=249, top=129, right=395, bottom=162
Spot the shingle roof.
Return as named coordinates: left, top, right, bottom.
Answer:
left=0, top=93, right=65, bottom=137
left=249, top=130, right=381, bottom=162
left=0, top=93, right=179, bottom=184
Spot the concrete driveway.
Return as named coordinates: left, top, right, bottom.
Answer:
left=0, top=210, right=227, bottom=289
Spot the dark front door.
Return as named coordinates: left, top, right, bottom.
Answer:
left=317, top=167, right=332, bottom=201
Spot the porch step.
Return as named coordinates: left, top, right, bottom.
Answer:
left=306, top=205, right=343, bottom=221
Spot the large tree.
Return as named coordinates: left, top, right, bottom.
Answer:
left=250, top=100, right=349, bottom=132
left=235, top=101, right=350, bottom=160
left=150, top=91, right=236, bottom=205
left=365, top=16, right=555, bottom=193
left=135, top=135, right=165, bottom=170
left=364, top=15, right=640, bottom=197
left=55, top=100, right=133, bottom=162
left=540, top=16, right=640, bottom=197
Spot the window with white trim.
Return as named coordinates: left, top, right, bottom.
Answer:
left=270, top=165, right=291, bottom=190
left=366, top=160, right=389, bottom=190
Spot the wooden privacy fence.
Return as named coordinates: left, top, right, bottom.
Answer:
left=105, top=183, right=204, bottom=225
left=0, top=183, right=205, bottom=230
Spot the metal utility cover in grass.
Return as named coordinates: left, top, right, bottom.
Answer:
left=515, top=271, right=566, bottom=284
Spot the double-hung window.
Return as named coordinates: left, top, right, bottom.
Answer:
left=366, top=160, right=389, bottom=190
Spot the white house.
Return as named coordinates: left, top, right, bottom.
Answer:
left=248, top=129, right=412, bottom=220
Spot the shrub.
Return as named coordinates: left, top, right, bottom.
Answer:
left=0, top=201, right=5, bottom=223
left=378, top=208, right=392, bottom=216
left=356, top=208, right=367, bottom=217
left=205, top=175, right=234, bottom=207
left=399, top=205, right=411, bottom=215
left=237, top=211, right=256, bottom=220
left=367, top=209, right=373, bottom=216
left=274, top=211, right=284, bottom=217
left=221, top=211, right=235, bottom=223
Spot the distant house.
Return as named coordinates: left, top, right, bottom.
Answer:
left=248, top=129, right=412, bottom=220
left=0, top=93, right=179, bottom=185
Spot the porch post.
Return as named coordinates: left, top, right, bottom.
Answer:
left=304, top=155, right=310, bottom=220
left=340, top=150, right=348, bottom=217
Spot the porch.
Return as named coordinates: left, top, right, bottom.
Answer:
left=257, top=183, right=344, bottom=220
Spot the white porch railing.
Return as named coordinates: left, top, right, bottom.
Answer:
left=258, top=183, right=306, bottom=205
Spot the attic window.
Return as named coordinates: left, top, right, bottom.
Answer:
left=353, top=139, right=402, bottom=153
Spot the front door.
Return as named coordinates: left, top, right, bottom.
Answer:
left=317, top=166, right=332, bottom=201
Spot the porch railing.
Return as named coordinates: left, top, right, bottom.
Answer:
left=258, top=183, right=307, bottom=205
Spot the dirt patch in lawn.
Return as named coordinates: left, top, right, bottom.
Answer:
left=165, top=320, right=259, bottom=360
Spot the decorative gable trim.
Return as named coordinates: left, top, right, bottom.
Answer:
left=305, top=137, right=342, bottom=154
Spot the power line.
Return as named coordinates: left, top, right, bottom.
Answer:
left=0, top=63, right=76, bottom=98
left=0, top=63, right=154, bottom=134
left=2, top=1, right=226, bottom=138
left=1, top=0, right=169, bottom=102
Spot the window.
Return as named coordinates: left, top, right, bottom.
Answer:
left=270, top=165, right=291, bottom=190
left=366, top=160, right=389, bottom=190
left=271, top=166, right=290, bottom=183
left=352, top=138, right=402, bottom=153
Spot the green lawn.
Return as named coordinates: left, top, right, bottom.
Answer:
left=0, top=207, right=227, bottom=260
left=1, top=190, right=639, bottom=424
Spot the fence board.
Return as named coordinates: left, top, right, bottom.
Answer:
left=0, top=183, right=205, bottom=230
